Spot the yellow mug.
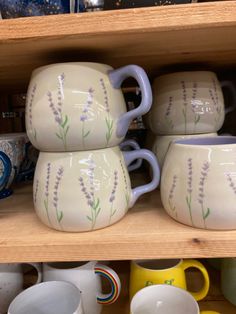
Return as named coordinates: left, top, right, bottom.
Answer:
left=130, top=259, right=210, bottom=301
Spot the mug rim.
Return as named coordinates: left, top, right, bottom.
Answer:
left=133, top=258, right=182, bottom=271
left=45, top=261, right=95, bottom=270
left=153, top=70, right=217, bottom=82
left=173, top=136, right=236, bottom=147
left=130, top=284, right=199, bottom=314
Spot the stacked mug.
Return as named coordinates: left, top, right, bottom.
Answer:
left=25, top=62, right=160, bottom=232
left=146, top=71, right=236, bottom=169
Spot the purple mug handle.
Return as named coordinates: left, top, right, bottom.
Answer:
left=122, top=149, right=160, bottom=207
left=221, top=81, right=236, bottom=114
left=119, top=139, right=142, bottom=172
left=109, top=65, right=152, bottom=138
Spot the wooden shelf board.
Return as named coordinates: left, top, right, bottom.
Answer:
left=0, top=1, right=236, bottom=92
left=1, top=181, right=236, bottom=263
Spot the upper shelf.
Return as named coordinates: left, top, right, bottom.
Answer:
left=1, top=180, right=236, bottom=263
left=0, top=1, right=236, bottom=92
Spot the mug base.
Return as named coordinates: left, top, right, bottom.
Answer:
left=0, top=188, right=13, bottom=199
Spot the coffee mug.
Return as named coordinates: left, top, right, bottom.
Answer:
left=43, top=261, right=121, bottom=314
left=152, top=133, right=217, bottom=170
left=0, top=133, right=28, bottom=198
left=161, top=136, right=236, bottom=230
left=147, top=71, right=236, bottom=135
left=26, top=62, right=152, bottom=151
left=130, top=284, right=219, bottom=314
left=129, top=259, right=209, bottom=301
left=221, top=257, right=236, bottom=306
left=0, top=262, right=42, bottom=314
left=120, top=139, right=142, bottom=171
left=8, top=281, right=84, bottom=314
left=33, top=146, right=160, bottom=232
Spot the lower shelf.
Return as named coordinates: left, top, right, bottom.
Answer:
left=101, top=260, right=236, bottom=313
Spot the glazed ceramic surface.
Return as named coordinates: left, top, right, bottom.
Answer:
left=161, top=136, right=236, bottom=230
left=33, top=146, right=160, bottom=232
left=8, top=281, right=84, bottom=314
left=43, top=261, right=121, bottom=314
left=129, top=259, right=209, bottom=301
left=130, top=285, right=219, bottom=314
left=26, top=62, right=152, bottom=151
left=152, top=133, right=217, bottom=170
left=0, top=133, right=28, bottom=198
left=147, top=71, right=236, bottom=135
left=221, top=257, right=236, bottom=306
left=0, top=263, right=42, bottom=314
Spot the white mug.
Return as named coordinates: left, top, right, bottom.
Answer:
left=147, top=71, right=236, bottom=135
left=33, top=146, right=160, bottom=232
left=26, top=62, right=152, bottom=151
left=130, top=284, right=219, bottom=314
left=0, top=263, right=41, bottom=314
left=8, top=281, right=84, bottom=314
left=43, top=261, right=121, bottom=314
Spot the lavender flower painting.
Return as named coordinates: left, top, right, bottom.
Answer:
left=191, top=82, right=201, bottom=133
left=53, top=166, right=64, bottom=230
left=181, top=80, right=188, bottom=134
left=48, top=73, right=69, bottom=150
left=165, top=96, right=174, bottom=130
left=34, top=179, right=39, bottom=204
left=168, top=174, right=178, bottom=218
left=80, top=88, right=94, bottom=149
left=186, top=158, right=194, bottom=225
left=109, top=170, right=118, bottom=223
left=209, top=79, right=221, bottom=126
left=198, top=161, right=211, bottom=228
left=43, top=163, right=52, bottom=226
left=226, top=173, right=236, bottom=195
left=100, top=78, right=114, bottom=146
left=79, top=159, right=101, bottom=230
left=27, top=84, right=37, bottom=141
left=119, top=159, right=130, bottom=208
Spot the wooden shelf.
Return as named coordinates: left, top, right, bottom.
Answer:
left=0, top=1, right=236, bottom=92
left=1, top=178, right=236, bottom=263
left=101, top=260, right=236, bottom=313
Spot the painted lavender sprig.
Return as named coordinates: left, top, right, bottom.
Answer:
left=198, top=161, right=211, bottom=228
left=48, top=73, right=69, bottom=150
left=27, top=84, right=37, bottom=141
left=168, top=174, right=178, bottom=218
left=80, top=87, right=94, bottom=149
left=191, top=82, right=200, bottom=132
left=79, top=160, right=101, bottom=230
left=119, top=159, right=130, bottom=208
left=181, top=80, right=188, bottom=134
left=109, top=170, right=118, bottom=224
left=165, top=96, right=174, bottom=130
left=34, top=179, right=39, bottom=204
left=100, top=78, right=114, bottom=146
left=53, top=166, right=64, bottom=229
left=43, top=163, right=52, bottom=226
left=186, top=158, right=194, bottom=225
left=209, top=85, right=222, bottom=125
left=226, top=173, right=236, bottom=195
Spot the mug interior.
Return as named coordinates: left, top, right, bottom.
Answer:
left=47, top=261, right=89, bottom=269
left=8, top=281, right=81, bottom=314
left=135, top=259, right=181, bottom=270
left=131, top=285, right=199, bottom=314
left=174, top=136, right=236, bottom=146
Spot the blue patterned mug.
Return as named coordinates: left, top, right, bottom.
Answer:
left=26, top=62, right=152, bottom=151
left=33, top=146, right=160, bottom=232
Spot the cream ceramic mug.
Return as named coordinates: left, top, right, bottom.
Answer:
left=130, top=284, right=220, bottom=314
left=8, top=281, right=84, bottom=314
left=161, top=136, right=236, bottom=230
left=43, top=261, right=121, bottom=314
left=152, top=133, right=217, bottom=169
left=26, top=62, right=152, bottom=151
left=33, top=146, right=160, bottom=232
left=0, top=263, right=42, bottom=314
left=147, top=71, right=236, bottom=135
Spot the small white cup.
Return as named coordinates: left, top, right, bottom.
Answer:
left=130, top=284, right=219, bottom=314
left=8, top=281, right=84, bottom=314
